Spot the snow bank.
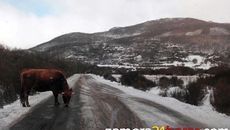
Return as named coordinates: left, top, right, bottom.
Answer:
left=90, top=74, right=230, bottom=128
left=0, top=92, right=52, bottom=130
left=0, top=74, right=80, bottom=130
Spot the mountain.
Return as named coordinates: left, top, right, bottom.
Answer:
left=31, top=18, right=230, bottom=69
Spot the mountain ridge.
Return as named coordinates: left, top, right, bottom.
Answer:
left=31, top=18, right=230, bottom=69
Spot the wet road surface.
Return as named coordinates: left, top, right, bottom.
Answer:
left=9, top=74, right=208, bottom=130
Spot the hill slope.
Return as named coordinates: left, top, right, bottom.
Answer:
left=31, top=18, right=230, bottom=69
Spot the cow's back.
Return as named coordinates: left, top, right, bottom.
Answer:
left=21, top=69, right=66, bottom=92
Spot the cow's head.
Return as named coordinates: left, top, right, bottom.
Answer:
left=62, top=88, right=73, bottom=107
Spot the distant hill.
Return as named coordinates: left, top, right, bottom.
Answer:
left=31, top=18, right=230, bottom=69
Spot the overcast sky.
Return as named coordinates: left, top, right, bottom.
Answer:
left=0, top=0, right=230, bottom=49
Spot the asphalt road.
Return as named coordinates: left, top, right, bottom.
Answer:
left=9, top=74, right=207, bottom=130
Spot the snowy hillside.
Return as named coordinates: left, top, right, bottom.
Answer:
left=31, top=18, right=230, bottom=68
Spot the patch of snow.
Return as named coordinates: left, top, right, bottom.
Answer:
left=166, top=44, right=182, bottom=48
left=147, top=87, right=162, bottom=95
left=148, top=86, right=186, bottom=98
left=209, top=27, right=230, bottom=35
left=66, top=55, right=86, bottom=60
left=160, top=32, right=173, bottom=37
left=0, top=74, right=80, bottom=130
left=134, top=55, right=142, bottom=62
left=186, top=29, right=202, bottom=36
left=161, top=54, right=216, bottom=69
left=201, top=89, right=214, bottom=109
left=66, top=54, right=75, bottom=59
left=90, top=74, right=230, bottom=128
left=112, top=74, right=121, bottom=82
left=114, top=46, right=125, bottom=51
left=67, top=74, right=81, bottom=88
left=102, top=32, right=142, bottom=39
left=97, top=64, right=136, bottom=69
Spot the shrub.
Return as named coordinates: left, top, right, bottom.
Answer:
left=169, top=90, right=187, bottom=102
left=213, top=79, right=230, bottom=114
left=103, top=73, right=117, bottom=82
left=152, top=66, right=196, bottom=75
left=206, top=66, right=230, bottom=75
left=158, top=77, right=172, bottom=89
left=171, top=77, right=184, bottom=87
left=159, top=90, right=167, bottom=97
left=120, top=71, right=156, bottom=91
left=212, top=70, right=230, bottom=114
left=158, top=76, right=184, bottom=89
left=185, top=82, right=206, bottom=105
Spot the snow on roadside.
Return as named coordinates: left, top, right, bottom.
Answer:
left=90, top=74, right=230, bottom=128
left=0, top=92, right=52, bottom=130
left=67, top=74, right=81, bottom=88
left=0, top=74, right=80, bottom=130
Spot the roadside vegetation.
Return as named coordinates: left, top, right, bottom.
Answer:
left=0, top=44, right=92, bottom=107
left=118, top=66, right=230, bottom=115
left=120, top=71, right=156, bottom=90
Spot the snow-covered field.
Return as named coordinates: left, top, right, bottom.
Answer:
left=91, top=74, right=230, bottom=128
left=161, top=55, right=216, bottom=69
left=0, top=74, right=80, bottom=130
left=98, top=54, right=217, bottom=70
left=97, top=64, right=137, bottom=69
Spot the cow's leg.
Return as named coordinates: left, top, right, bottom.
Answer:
left=20, top=80, right=27, bottom=107
left=25, top=92, right=30, bottom=107
left=53, top=92, right=60, bottom=106
left=20, top=90, right=26, bottom=107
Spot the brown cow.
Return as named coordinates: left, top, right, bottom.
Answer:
left=20, top=69, right=73, bottom=107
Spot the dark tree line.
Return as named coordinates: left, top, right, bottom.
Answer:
left=120, top=71, right=156, bottom=90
